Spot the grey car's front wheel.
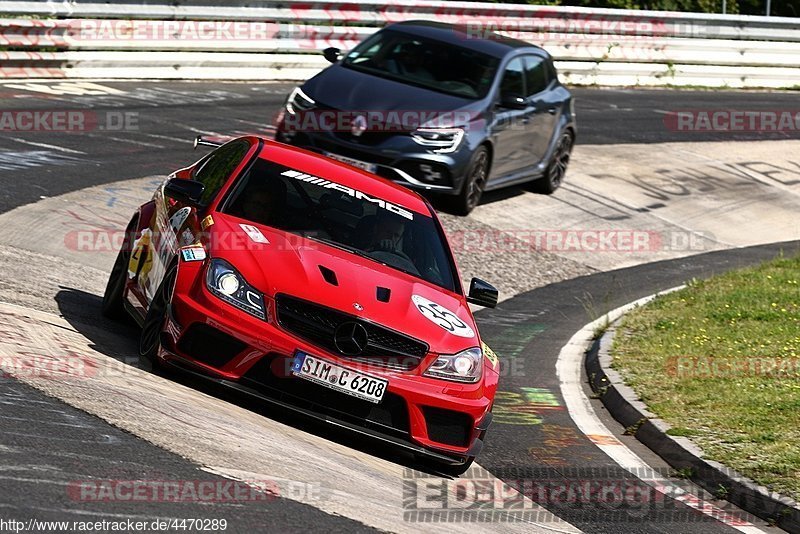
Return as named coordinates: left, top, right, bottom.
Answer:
left=447, top=146, right=489, bottom=216
left=531, top=131, right=573, bottom=194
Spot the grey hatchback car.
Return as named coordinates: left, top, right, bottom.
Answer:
left=275, top=20, right=576, bottom=215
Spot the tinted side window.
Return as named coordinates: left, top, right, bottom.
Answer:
left=500, top=57, right=525, bottom=98
left=193, top=140, right=250, bottom=205
left=524, top=56, right=549, bottom=96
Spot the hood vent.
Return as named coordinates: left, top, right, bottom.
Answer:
left=318, top=265, right=338, bottom=286
left=376, top=287, right=391, bottom=303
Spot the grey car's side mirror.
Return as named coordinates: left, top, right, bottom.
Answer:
left=467, top=278, right=498, bottom=308
left=323, top=47, right=341, bottom=64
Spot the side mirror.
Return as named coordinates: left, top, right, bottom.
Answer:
left=164, top=178, right=205, bottom=207
left=323, top=47, right=341, bottom=64
left=467, top=278, right=498, bottom=308
left=499, top=94, right=527, bottom=110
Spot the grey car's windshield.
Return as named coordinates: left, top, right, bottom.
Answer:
left=223, top=158, right=459, bottom=292
left=341, top=30, right=499, bottom=99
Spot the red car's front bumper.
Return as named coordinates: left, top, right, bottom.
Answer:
left=157, top=269, right=497, bottom=463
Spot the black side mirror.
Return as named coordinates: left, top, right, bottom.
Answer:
left=467, top=278, right=498, bottom=308
left=499, top=94, right=527, bottom=110
left=323, top=47, right=341, bottom=64
left=164, top=178, right=205, bottom=207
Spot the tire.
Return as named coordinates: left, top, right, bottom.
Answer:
left=101, top=221, right=136, bottom=320
left=531, top=131, right=573, bottom=194
left=447, top=146, right=490, bottom=216
left=139, top=262, right=177, bottom=370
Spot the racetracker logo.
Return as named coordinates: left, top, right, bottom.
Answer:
left=67, top=480, right=282, bottom=502
left=446, top=230, right=715, bottom=253
left=664, top=110, right=800, bottom=132
left=667, top=356, right=800, bottom=378
left=68, top=20, right=281, bottom=41
left=281, top=110, right=473, bottom=132
left=0, top=353, right=98, bottom=379
left=0, top=110, right=138, bottom=132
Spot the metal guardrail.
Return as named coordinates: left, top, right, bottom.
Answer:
left=1, top=0, right=799, bottom=87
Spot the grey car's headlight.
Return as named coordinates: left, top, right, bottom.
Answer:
left=423, top=347, right=483, bottom=383
left=285, top=86, right=316, bottom=115
left=410, top=128, right=464, bottom=153
left=205, top=259, right=266, bottom=320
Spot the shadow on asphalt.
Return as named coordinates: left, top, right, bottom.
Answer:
left=54, top=286, right=457, bottom=480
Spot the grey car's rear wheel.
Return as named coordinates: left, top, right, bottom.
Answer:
left=531, top=131, right=573, bottom=194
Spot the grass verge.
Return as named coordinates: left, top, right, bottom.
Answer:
left=612, top=252, right=800, bottom=500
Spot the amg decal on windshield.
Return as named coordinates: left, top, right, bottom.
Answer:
left=280, top=169, right=414, bottom=221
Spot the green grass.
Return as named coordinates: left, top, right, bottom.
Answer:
left=612, top=252, right=800, bottom=500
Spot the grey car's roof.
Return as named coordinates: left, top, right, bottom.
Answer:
left=386, top=20, right=548, bottom=59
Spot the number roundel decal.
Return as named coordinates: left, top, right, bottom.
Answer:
left=412, top=295, right=475, bottom=338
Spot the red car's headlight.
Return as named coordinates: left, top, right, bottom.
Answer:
left=423, top=347, right=483, bottom=383
left=205, top=258, right=266, bottom=320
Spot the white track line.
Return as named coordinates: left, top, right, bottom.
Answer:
left=557, top=287, right=766, bottom=533
left=96, top=135, right=164, bottom=149
left=5, top=137, right=86, bottom=155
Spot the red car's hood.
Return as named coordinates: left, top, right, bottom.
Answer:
left=208, top=213, right=478, bottom=355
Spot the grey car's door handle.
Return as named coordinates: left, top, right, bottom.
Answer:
left=547, top=107, right=557, bottom=115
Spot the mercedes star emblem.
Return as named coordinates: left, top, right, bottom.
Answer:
left=334, top=322, right=369, bottom=356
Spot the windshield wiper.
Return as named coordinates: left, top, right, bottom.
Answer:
left=308, top=235, right=383, bottom=263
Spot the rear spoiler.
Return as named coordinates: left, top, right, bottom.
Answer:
left=193, top=135, right=222, bottom=149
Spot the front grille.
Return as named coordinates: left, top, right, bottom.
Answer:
left=422, top=406, right=473, bottom=448
left=332, top=130, right=400, bottom=146
left=176, top=323, right=246, bottom=369
left=242, top=355, right=410, bottom=436
left=275, top=294, right=428, bottom=371
left=312, top=139, right=396, bottom=166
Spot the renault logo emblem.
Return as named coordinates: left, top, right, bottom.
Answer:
left=334, top=322, right=369, bottom=356
left=351, top=114, right=367, bottom=137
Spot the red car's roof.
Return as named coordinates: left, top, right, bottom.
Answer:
left=258, top=138, right=432, bottom=217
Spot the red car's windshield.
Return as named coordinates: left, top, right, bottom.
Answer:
left=222, top=158, right=459, bottom=292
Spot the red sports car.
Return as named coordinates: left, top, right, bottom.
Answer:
left=102, top=135, right=499, bottom=471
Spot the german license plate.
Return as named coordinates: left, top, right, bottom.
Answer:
left=323, top=151, right=377, bottom=173
left=291, top=351, right=387, bottom=404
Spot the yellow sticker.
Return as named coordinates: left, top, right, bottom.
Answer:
left=201, top=215, right=214, bottom=230
left=482, top=342, right=499, bottom=369
left=128, top=229, right=153, bottom=285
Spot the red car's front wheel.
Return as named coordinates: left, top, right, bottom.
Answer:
left=139, top=263, right=177, bottom=370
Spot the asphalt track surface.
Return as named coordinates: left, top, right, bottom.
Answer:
left=1, top=81, right=799, bottom=215
left=1, top=81, right=797, bottom=532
